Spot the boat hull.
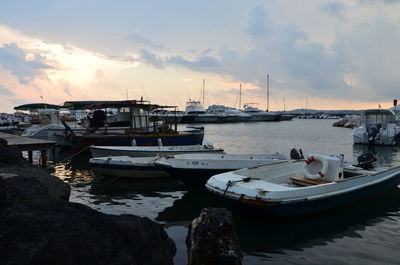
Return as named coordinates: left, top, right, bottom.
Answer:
left=208, top=171, right=400, bottom=216
left=92, top=164, right=170, bottom=178
left=160, top=167, right=231, bottom=187
left=71, top=131, right=205, bottom=150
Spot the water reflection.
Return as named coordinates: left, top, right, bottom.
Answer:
left=156, top=186, right=400, bottom=254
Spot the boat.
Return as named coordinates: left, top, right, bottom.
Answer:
left=353, top=109, right=400, bottom=146
left=89, top=156, right=170, bottom=178
left=242, top=103, right=281, bottom=121
left=206, top=153, right=400, bottom=216
left=181, top=100, right=219, bottom=123
left=61, top=100, right=206, bottom=150
left=90, top=144, right=224, bottom=158
left=154, top=153, right=287, bottom=187
left=207, top=105, right=252, bottom=123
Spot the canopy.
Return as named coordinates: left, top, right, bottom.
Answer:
left=14, top=103, right=62, bottom=111
left=63, top=100, right=176, bottom=111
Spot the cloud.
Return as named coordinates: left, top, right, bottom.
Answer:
left=138, top=49, right=164, bottom=69
left=166, top=55, right=220, bottom=72
left=126, top=32, right=164, bottom=50
left=0, top=84, right=14, bottom=96
left=0, top=43, right=51, bottom=84
left=321, top=2, right=346, bottom=17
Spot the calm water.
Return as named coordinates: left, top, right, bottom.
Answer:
left=53, top=119, right=400, bottom=265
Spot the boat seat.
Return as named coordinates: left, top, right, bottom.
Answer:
left=290, top=176, right=330, bottom=186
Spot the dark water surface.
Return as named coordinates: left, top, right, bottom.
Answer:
left=53, top=119, right=400, bottom=265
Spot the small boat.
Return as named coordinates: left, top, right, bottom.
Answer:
left=206, top=153, right=400, bottom=216
left=89, top=156, right=169, bottom=178
left=155, top=153, right=286, bottom=187
left=353, top=109, right=400, bottom=146
left=90, top=144, right=224, bottom=158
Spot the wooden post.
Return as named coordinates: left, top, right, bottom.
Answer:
left=40, top=150, right=47, bottom=168
left=28, top=151, right=33, bottom=163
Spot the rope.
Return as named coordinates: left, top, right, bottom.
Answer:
left=59, top=146, right=91, bottom=163
left=90, top=156, right=163, bottom=192
left=222, top=177, right=259, bottom=196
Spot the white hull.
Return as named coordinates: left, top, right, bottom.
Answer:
left=90, top=156, right=170, bottom=178
left=155, top=153, right=287, bottom=170
left=90, top=145, right=224, bottom=158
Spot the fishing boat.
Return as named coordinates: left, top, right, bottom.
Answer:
left=154, top=153, right=286, bottom=187
left=353, top=109, right=400, bottom=146
left=90, top=144, right=224, bottom=158
left=89, top=156, right=170, bottom=178
left=61, top=100, right=206, bottom=150
left=206, top=153, right=400, bottom=216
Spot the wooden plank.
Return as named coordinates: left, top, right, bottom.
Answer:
left=290, top=176, right=330, bottom=186
left=0, top=132, right=56, bottom=151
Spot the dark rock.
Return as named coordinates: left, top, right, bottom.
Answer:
left=0, top=198, right=176, bottom=265
left=0, top=167, right=70, bottom=212
left=0, top=138, right=7, bottom=147
left=0, top=145, right=30, bottom=167
left=186, top=208, right=242, bottom=265
left=0, top=145, right=70, bottom=212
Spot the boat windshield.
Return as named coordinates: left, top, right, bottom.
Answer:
left=366, top=114, right=394, bottom=126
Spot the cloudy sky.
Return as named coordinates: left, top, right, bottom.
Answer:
left=0, top=0, right=399, bottom=112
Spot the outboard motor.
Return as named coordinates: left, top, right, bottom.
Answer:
left=357, top=153, right=376, bottom=169
left=367, top=126, right=378, bottom=145
left=290, top=148, right=304, bottom=160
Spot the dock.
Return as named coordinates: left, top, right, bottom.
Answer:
left=0, top=132, right=56, bottom=167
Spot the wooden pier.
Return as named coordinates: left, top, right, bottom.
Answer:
left=0, top=132, right=56, bottom=167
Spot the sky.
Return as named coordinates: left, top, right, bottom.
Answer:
left=0, top=0, right=399, bottom=112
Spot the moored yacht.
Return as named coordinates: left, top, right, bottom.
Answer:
left=181, top=100, right=219, bottom=123
left=242, top=104, right=281, bottom=121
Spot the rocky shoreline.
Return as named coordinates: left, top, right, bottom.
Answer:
left=0, top=144, right=242, bottom=265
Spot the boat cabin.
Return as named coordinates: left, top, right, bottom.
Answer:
left=364, top=109, right=396, bottom=129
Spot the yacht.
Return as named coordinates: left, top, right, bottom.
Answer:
left=181, top=100, right=219, bottom=123
left=242, top=104, right=281, bottom=121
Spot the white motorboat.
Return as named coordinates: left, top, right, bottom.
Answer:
left=89, top=156, right=170, bottom=178
left=90, top=144, right=224, bottom=158
left=353, top=109, right=400, bottom=146
left=181, top=100, right=220, bottom=123
left=206, top=153, right=400, bottom=216
left=242, top=104, right=281, bottom=121
left=154, top=153, right=286, bottom=187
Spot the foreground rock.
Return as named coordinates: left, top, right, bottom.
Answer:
left=186, top=208, right=242, bottom=265
left=0, top=145, right=70, bottom=212
left=0, top=198, right=176, bottom=265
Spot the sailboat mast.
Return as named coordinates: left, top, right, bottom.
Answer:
left=202, top=79, right=205, bottom=108
left=267, top=74, right=270, bottom=111
left=239, top=83, right=242, bottom=110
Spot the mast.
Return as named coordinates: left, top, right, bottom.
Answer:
left=239, top=83, right=242, bottom=110
left=267, top=74, right=270, bottom=111
left=202, top=79, right=205, bottom=108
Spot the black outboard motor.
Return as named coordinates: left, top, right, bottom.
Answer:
left=290, top=148, right=305, bottom=160
left=367, top=126, right=378, bottom=145
left=357, top=153, right=376, bottom=169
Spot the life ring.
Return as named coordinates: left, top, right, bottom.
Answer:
left=302, top=155, right=328, bottom=180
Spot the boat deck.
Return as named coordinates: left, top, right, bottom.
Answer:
left=290, top=176, right=331, bottom=186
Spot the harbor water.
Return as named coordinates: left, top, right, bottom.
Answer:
left=53, top=119, right=400, bottom=265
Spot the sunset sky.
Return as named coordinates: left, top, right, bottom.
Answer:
left=0, top=0, right=399, bottom=112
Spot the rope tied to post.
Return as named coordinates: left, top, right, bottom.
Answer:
left=222, top=177, right=260, bottom=196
